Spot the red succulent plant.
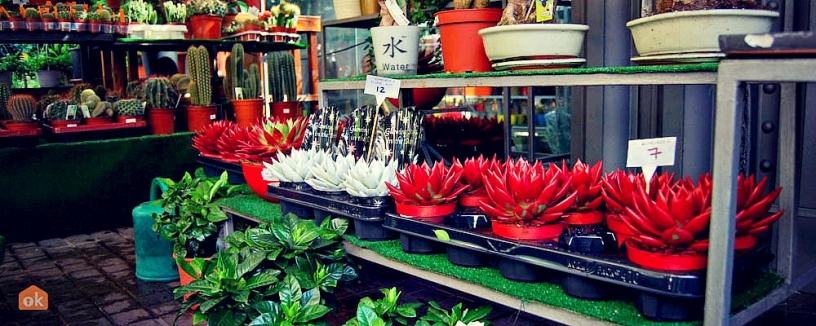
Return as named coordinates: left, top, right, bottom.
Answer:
left=479, top=158, right=577, bottom=225
left=236, top=117, right=309, bottom=163
left=386, top=160, right=471, bottom=206
left=568, top=160, right=604, bottom=212
left=192, top=120, right=234, bottom=158
left=735, top=174, right=784, bottom=236
left=215, top=124, right=252, bottom=163
left=602, top=169, right=641, bottom=215
left=459, top=155, right=494, bottom=196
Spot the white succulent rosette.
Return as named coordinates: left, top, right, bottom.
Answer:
left=305, top=152, right=355, bottom=192
left=343, top=158, right=398, bottom=198
left=261, top=148, right=321, bottom=184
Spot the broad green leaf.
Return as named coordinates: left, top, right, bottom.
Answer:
left=198, top=295, right=228, bottom=313
left=246, top=269, right=281, bottom=289
left=217, top=252, right=238, bottom=279
left=236, top=250, right=266, bottom=277
left=295, top=304, right=332, bottom=323
left=462, top=306, right=492, bottom=323
left=301, top=288, right=321, bottom=308
left=233, top=289, right=250, bottom=303
left=395, top=306, right=417, bottom=318
left=213, top=310, right=235, bottom=326
left=193, top=311, right=208, bottom=325
left=433, top=229, right=451, bottom=242
left=279, top=274, right=302, bottom=305
left=249, top=313, right=279, bottom=326
left=356, top=304, right=381, bottom=326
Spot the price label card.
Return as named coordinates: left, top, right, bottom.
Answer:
left=80, top=105, right=91, bottom=119
left=125, top=118, right=136, bottom=124
left=364, top=75, right=401, bottom=106
left=626, top=137, right=677, bottom=182
left=384, top=0, right=410, bottom=26
left=209, top=114, right=216, bottom=120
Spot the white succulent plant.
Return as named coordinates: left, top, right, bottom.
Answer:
left=262, top=148, right=322, bottom=183
left=343, top=158, right=398, bottom=197
left=305, top=153, right=355, bottom=191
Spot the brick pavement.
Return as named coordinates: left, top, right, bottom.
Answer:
left=0, top=228, right=813, bottom=325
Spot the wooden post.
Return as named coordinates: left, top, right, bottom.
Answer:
left=296, top=16, right=322, bottom=107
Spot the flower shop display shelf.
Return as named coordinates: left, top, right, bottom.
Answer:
left=41, top=120, right=147, bottom=142
left=267, top=184, right=396, bottom=241
left=112, top=38, right=307, bottom=53
left=221, top=31, right=301, bottom=44
left=382, top=213, right=776, bottom=322
left=196, top=154, right=245, bottom=185
left=0, top=30, right=117, bottom=44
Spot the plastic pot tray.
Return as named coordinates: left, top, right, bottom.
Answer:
left=196, top=155, right=245, bottom=184
left=383, top=213, right=772, bottom=299
left=267, top=185, right=396, bottom=240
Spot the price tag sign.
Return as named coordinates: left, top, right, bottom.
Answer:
left=626, top=137, right=677, bottom=183
left=364, top=75, right=401, bottom=107
left=384, top=0, right=410, bottom=26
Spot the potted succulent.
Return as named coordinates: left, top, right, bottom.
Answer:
left=224, top=43, right=264, bottom=127
left=41, top=12, right=56, bottom=31
left=186, top=45, right=216, bottom=132
left=564, top=160, right=605, bottom=226
left=46, top=98, right=81, bottom=128
left=56, top=8, right=71, bottom=32
left=23, top=7, right=40, bottom=32
left=627, top=0, right=779, bottom=62
left=4, top=94, right=40, bottom=131
left=601, top=169, right=641, bottom=248
left=734, top=173, right=784, bottom=252
left=114, top=98, right=145, bottom=122
left=6, top=7, right=23, bottom=32
left=87, top=10, right=101, bottom=33
left=478, top=0, right=590, bottom=70
left=304, top=152, right=356, bottom=196
left=342, top=157, right=399, bottom=206
left=98, top=8, right=114, bottom=34
left=187, top=0, right=227, bottom=39
left=479, top=158, right=577, bottom=241
left=143, top=76, right=178, bottom=134
left=267, top=50, right=300, bottom=120
left=238, top=117, right=309, bottom=201
left=434, top=0, right=502, bottom=73
left=73, top=8, right=88, bottom=32
left=458, top=155, right=494, bottom=207
left=386, top=160, right=470, bottom=223
left=79, top=89, right=113, bottom=124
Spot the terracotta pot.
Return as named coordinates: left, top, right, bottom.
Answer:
left=75, top=19, right=87, bottom=32
left=25, top=18, right=39, bottom=31
left=89, top=21, right=101, bottom=33
left=57, top=19, right=71, bottom=32
left=606, top=213, right=635, bottom=248
left=626, top=240, right=707, bottom=272
left=565, top=211, right=605, bottom=225
left=117, top=115, right=144, bottom=123
left=241, top=161, right=280, bottom=203
left=84, top=116, right=113, bottom=125
left=173, top=253, right=212, bottom=308
left=271, top=101, right=300, bottom=121
left=458, top=194, right=489, bottom=208
left=491, top=221, right=564, bottom=241
left=435, top=8, right=502, bottom=73
left=395, top=202, right=457, bottom=223
left=189, top=14, right=222, bottom=40
left=187, top=105, right=217, bottom=132
left=3, top=121, right=39, bottom=131
left=222, top=13, right=237, bottom=32
left=232, top=99, right=263, bottom=127
left=146, top=109, right=175, bottom=135
left=49, top=119, right=82, bottom=128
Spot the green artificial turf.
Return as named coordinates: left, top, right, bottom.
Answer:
left=219, top=195, right=282, bottom=222
left=0, top=132, right=199, bottom=242
left=321, top=63, right=719, bottom=82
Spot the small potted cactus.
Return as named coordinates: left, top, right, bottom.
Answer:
left=225, top=43, right=263, bottom=127
left=7, top=7, right=23, bottom=31
left=187, top=0, right=227, bottom=39
left=46, top=99, right=81, bottom=128
left=343, top=158, right=399, bottom=207
left=0, top=83, right=11, bottom=121
left=99, top=9, right=114, bottom=34
left=73, top=9, right=88, bottom=32
left=185, top=45, right=216, bottom=132
left=87, top=10, right=101, bottom=33
left=267, top=51, right=300, bottom=120
left=114, top=98, right=145, bottom=123
left=41, top=12, right=56, bottom=32
left=4, top=94, right=40, bottom=131
left=24, top=7, right=40, bottom=32
left=56, top=9, right=72, bottom=32
left=79, top=89, right=113, bottom=125
left=144, top=77, right=178, bottom=134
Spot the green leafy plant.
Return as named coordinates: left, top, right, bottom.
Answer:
left=152, top=171, right=242, bottom=258
left=125, top=0, right=158, bottom=23
left=249, top=274, right=333, bottom=325
left=163, top=0, right=187, bottom=23
left=343, top=287, right=423, bottom=326
left=417, top=301, right=492, bottom=326
left=188, top=0, right=227, bottom=17
left=28, top=44, right=73, bottom=74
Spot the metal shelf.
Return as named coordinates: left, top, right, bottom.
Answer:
left=111, top=38, right=307, bottom=53
left=0, top=30, right=116, bottom=44
left=322, top=14, right=380, bottom=28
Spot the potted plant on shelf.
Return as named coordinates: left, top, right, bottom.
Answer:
left=734, top=173, right=784, bottom=252
left=369, top=0, right=423, bottom=76
left=342, top=157, right=399, bottom=207
left=239, top=117, right=310, bottom=202
left=434, top=0, right=502, bottom=73
left=29, top=44, right=72, bottom=88
left=125, top=0, right=158, bottom=38
left=79, top=89, right=113, bottom=124
left=114, top=98, right=145, bottom=123
left=23, top=7, right=40, bottom=32
left=304, top=151, right=355, bottom=196
left=267, top=51, right=300, bottom=120
left=478, top=0, right=590, bottom=70
left=87, top=10, right=101, bottom=33
left=99, top=8, right=114, bottom=34
left=56, top=8, right=71, bottom=32
left=4, top=94, right=40, bottom=131
left=41, top=12, right=56, bottom=31
left=225, top=43, right=264, bottom=127
left=564, top=160, right=605, bottom=226
left=479, top=158, right=577, bottom=241
left=144, top=76, right=178, bottom=134
left=627, top=0, right=779, bottom=63
left=45, top=98, right=81, bottom=128
left=186, top=45, right=216, bottom=132
left=187, top=0, right=227, bottom=39
left=73, top=8, right=88, bottom=32
left=458, top=155, right=494, bottom=208
left=386, top=160, right=470, bottom=223
left=6, top=7, right=23, bottom=31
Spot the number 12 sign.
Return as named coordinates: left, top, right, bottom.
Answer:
left=364, top=75, right=401, bottom=107
left=626, top=137, right=677, bottom=182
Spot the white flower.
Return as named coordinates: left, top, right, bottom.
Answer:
left=343, top=158, right=398, bottom=197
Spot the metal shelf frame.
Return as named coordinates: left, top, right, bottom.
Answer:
left=709, top=58, right=816, bottom=326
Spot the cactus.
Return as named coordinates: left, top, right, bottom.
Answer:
left=0, top=83, right=11, bottom=121
left=42, top=13, right=55, bottom=20
left=224, top=43, right=244, bottom=101
left=186, top=45, right=211, bottom=106
left=126, top=80, right=144, bottom=100
left=7, top=94, right=37, bottom=122
left=93, top=85, right=109, bottom=99
left=126, top=0, right=158, bottom=24
left=163, top=1, right=187, bottom=24
left=91, top=101, right=112, bottom=117
left=70, top=83, right=93, bottom=102
left=38, top=93, right=60, bottom=114
left=115, top=99, right=144, bottom=116
left=99, top=9, right=112, bottom=22
left=57, top=11, right=71, bottom=20
left=267, top=51, right=298, bottom=102
left=87, top=11, right=100, bottom=21
left=80, top=89, right=97, bottom=104
left=144, top=77, right=177, bottom=109
left=24, top=8, right=40, bottom=19
left=56, top=2, right=70, bottom=12
left=48, top=99, right=78, bottom=121
left=243, top=63, right=260, bottom=99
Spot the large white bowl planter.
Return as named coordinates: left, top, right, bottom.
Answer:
left=478, top=24, right=589, bottom=70
left=627, top=9, right=779, bottom=57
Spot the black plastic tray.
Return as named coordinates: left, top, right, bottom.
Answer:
left=267, top=185, right=397, bottom=240
left=383, top=213, right=772, bottom=299
left=196, top=155, right=245, bottom=184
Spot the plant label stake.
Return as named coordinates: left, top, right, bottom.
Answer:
left=364, top=75, right=401, bottom=162
left=626, top=137, right=677, bottom=192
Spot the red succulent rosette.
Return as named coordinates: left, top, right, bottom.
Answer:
left=735, top=173, right=784, bottom=236
left=235, top=117, right=309, bottom=164
left=602, top=169, right=641, bottom=215
left=192, top=120, right=234, bottom=159
left=215, top=124, right=252, bottom=163
left=568, top=160, right=604, bottom=212
left=479, top=158, right=577, bottom=225
left=459, top=155, right=495, bottom=196
left=386, top=160, right=470, bottom=206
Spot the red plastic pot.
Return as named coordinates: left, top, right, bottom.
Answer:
left=271, top=101, right=300, bottom=121
left=146, top=109, right=175, bottom=135
left=187, top=105, right=217, bottom=132
left=565, top=211, right=605, bottom=225
left=606, top=213, right=635, bottom=248
left=626, top=240, right=708, bottom=272
left=435, top=8, right=502, bottom=73
left=232, top=99, right=264, bottom=127
left=395, top=202, right=456, bottom=223
left=241, top=161, right=280, bottom=203
left=387, top=88, right=448, bottom=110
left=491, top=221, right=564, bottom=241
left=3, top=121, right=40, bottom=131
left=458, top=194, right=489, bottom=208
left=189, top=14, right=223, bottom=40
left=84, top=117, right=113, bottom=125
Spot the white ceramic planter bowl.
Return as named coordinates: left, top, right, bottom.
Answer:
left=627, top=9, right=779, bottom=56
left=478, top=24, right=589, bottom=62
